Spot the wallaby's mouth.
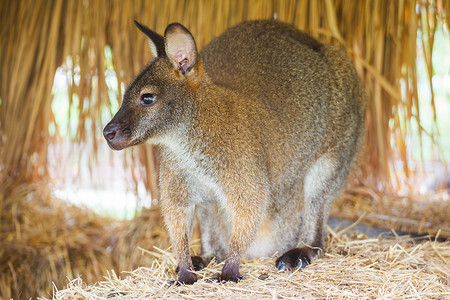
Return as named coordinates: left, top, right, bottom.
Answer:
left=103, top=122, right=132, bottom=150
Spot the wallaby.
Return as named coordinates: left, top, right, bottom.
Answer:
left=104, top=20, right=366, bottom=284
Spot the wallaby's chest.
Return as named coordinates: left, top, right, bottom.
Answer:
left=160, top=136, right=227, bottom=204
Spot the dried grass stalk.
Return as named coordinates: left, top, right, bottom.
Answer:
left=49, top=231, right=450, bottom=300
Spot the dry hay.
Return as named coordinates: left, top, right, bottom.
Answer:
left=0, top=183, right=171, bottom=299
left=111, top=208, right=170, bottom=272
left=334, top=187, right=450, bottom=239
left=50, top=228, right=450, bottom=299
left=0, top=183, right=118, bottom=299
left=3, top=183, right=448, bottom=299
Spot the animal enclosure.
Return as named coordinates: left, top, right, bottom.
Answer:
left=0, top=0, right=449, bottom=299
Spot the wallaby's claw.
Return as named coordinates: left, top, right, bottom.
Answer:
left=276, top=247, right=313, bottom=271
left=218, top=273, right=245, bottom=282
left=297, top=256, right=311, bottom=268
left=167, top=280, right=178, bottom=287
left=206, top=273, right=220, bottom=283
left=207, top=273, right=247, bottom=283
left=191, top=256, right=206, bottom=271
left=276, top=261, right=288, bottom=271
left=167, top=278, right=197, bottom=287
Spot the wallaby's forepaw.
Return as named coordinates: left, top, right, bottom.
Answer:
left=176, top=269, right=198, bottom=285
left=276, top=247, right=321, bottom=271
left=218, top=262, right=242, bottom=282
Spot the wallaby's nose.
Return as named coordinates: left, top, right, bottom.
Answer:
left=103, top=122, right=130, bottom=150
left=103, top=124, right=117, bottom=141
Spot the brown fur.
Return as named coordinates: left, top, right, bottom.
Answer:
left=104, top=20, right=366, bottom=284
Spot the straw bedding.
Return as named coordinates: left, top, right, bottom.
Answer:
left=50, top=227, right=450, bottom=299
left=0, top=184, right=117, bottom=299
left=334, top=188, right=450, bottom=239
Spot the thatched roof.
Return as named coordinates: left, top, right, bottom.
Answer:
left=2, top=0, right=449, bottom=193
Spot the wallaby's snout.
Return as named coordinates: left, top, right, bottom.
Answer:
left=103, top=113, right=132, bottom=151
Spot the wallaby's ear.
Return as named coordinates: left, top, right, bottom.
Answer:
left=134, top=20, right=165, bottom=58
left=164, top=23, right=197, bottom=76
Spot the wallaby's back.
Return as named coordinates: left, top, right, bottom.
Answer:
left=201, top=20, right=365, bottom=186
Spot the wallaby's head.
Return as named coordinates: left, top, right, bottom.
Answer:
left=103, top=21, right=201, bottom=150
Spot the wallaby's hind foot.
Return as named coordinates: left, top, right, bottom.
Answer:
left=176, top=255, right=208, bottom=274
left=191, top=255, right=207, bottom=271
left=276, top=246, right=322, bottom=271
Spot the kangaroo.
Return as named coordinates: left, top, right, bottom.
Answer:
left=103, top=20, right=366, bottom=284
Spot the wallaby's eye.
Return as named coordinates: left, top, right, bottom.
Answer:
left=140, top=93, right=158, bottom=106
